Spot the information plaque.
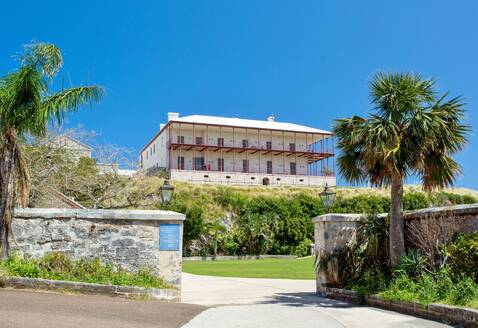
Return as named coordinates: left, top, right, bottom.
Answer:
left=159, top=223, right=180, bottom=251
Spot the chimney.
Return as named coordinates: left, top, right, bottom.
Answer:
left=160, top=123, right=165, bottom=130
left=167, top=112, right=179, bottom=121
left=267, top=114, right=276, bottom=122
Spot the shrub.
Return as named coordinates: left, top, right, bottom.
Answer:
left=394, top=250, right=428, bottom=279
left=294, top=238, right=312, bottom=257
left=2, top=253, right=170, bottom=289
left=446, top=232, right=478, bottom=281
left=449, top=276, right=478, bottom=306
left=403, top=192, right=430, bottom=210
left=332, top=195, right=390, bottom=214
left=353, top=267, right=387, bottom=297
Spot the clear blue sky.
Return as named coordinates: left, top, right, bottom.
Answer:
left=1, top=1, right=477, bottom=188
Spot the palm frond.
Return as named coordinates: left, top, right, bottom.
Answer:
left=40, top=86, right=105, bottom=134
left=21, top=42, right=63, bottom=79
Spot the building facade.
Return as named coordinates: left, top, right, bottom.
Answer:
left=140, top=113, right=335, bottom=186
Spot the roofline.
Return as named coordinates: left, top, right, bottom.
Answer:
left=61, top=135, right=93, bottom=150
left=140, top=120, right=333, bottom=153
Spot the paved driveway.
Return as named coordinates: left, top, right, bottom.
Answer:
left=181, top=273, right=450, bottom=328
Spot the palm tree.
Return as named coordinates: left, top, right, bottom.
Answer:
left=333, top=72, right=469, bottom=266
left=0, top=42, right=104, bottom=260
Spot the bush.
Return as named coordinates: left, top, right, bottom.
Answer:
left=404, top=192, right=430, bottom=210
left=353, top=267, right=388, bottom=297
left=394, top=250, right=428, bottom=279
left=294, top=238, right=312, bottom=257
left=449, top=276, right=478, bottom=306
left=446, top=232, right=478, bottom=281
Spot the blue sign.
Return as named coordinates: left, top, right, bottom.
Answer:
left=159, top=224, right=180, bottom=251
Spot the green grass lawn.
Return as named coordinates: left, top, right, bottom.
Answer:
left=182, top=257, right=315, bottom=280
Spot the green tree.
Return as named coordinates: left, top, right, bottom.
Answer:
left=333, top=72, right=469, bottom=266
left=0, top=42, right=103, bottom=259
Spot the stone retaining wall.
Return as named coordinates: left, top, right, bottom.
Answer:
left=10, top=208, right=185, bottom=288
left=317, top=286, right=478, bottom=327
left=313, top=203, right=478, bottom=287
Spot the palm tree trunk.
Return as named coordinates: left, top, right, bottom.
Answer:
left=389, top=174, right=405, bottom=266
left=0, top=145, right=15, bottom=261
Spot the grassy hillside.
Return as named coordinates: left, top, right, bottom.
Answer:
left=120, top=175, right=478, bottom=211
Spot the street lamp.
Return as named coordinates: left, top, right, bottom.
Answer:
left=159, top=179, right=175, bottom=205
left=319, top=183, right=336, bottom=210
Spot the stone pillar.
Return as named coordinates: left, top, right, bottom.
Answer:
left=313, top=213, right=361, bottom=289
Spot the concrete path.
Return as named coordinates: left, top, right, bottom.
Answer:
left=182, top=272, right=316, bottom=305
left=0, top=288, right=206, bottom=328
left=181, top=273, right=451, bottom=328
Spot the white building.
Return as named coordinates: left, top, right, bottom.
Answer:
left=140, top=113, right=335, bottom=186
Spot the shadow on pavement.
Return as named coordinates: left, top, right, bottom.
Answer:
left=259, top=292, right=355, bottom=308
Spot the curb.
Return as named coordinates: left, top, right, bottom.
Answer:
left=317, top=286, right=478, bottom=328
left=2, top=277, right=180, bottom=302
left=183, top=255, right=298, bottom=261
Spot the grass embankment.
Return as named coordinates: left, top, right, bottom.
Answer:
left=183, top=257, right=315, bottom=280
left=0, top=253, right=171, bottom=289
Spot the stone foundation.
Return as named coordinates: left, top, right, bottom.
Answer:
left=10, top=208, right=185, bottom=288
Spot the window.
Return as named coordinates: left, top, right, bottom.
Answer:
left=153, top=144, right=156, bottom=154
left=267, top=161, right=273, bottom=174
left=242, top=159, right=249, bottom=173
left=289, top=143, right=296, bottom=151
left=194, top=157, right=205, bottom=170
left=177, top=136, right=185, bottom=144
left=217, top=138, right=224, bottom=147
left=242, top=139, right=249, bottom=148
left=266, top=141, right=272, bottom=150
left=217, top=158, right=224, bottom=171
left=177, top=156, right=185, bottom=170
left=290, top=162, right=297, bottom=175
left=196, top=137, right=203, bottom=145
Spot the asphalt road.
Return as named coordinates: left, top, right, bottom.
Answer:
left=0, top=289, right=206, bottom=328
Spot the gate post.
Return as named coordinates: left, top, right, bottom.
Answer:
left=313, top=214, right=361, bottom=289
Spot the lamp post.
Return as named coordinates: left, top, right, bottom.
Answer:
left=319, top=183, right=336, bottom=210
left=159, top=178, right=175, bottom=205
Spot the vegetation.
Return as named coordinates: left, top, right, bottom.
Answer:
left=158, top=183, right=476, bottom=256
left=0, top=252, right=170, bottom=289
left=334, top=72, right=469, bottom=265
left=0, top=42, right=103, bottom=259
left=183, top=257, right=315, bottom=280
left=318, top=212, right=478, bottom=309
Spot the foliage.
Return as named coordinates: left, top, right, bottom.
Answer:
left=403, top=192, right=430, bottom=210
left=160, top=182, right=475, bottom=256
left=445, top=232, right=478, bottom=281
left=332, top=195, right=390, bottom=214
left=294, top=238, right=312, bottom=257
left=352, top=267, right=388, bottom=297
left=393, top=250, right=428, bottom=279
left=0, top=42, right=103, bottom=258
left=0, top=252, right=170, bottom=289
left=380, top=269, right=478, bottom=308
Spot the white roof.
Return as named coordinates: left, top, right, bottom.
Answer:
left=172, top=115, right=331, bottom=134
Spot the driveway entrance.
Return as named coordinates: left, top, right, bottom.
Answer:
left=181, top=273, right=450, bottom=328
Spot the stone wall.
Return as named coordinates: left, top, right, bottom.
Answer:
left=10, top=208, right=185, bottom=288
left=313, top=203, right=478, bottom=288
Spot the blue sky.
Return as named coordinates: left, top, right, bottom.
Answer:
left=1, top=1, right=477, bottom=188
